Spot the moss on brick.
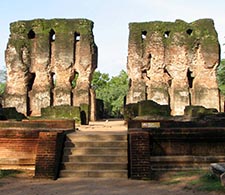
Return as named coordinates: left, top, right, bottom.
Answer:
left=41, top=105, right=81, bottom=123
left=124, top=103, right=139, bottom=121
left=128, top=18, right=219, bottom=56
left=184, top=105, right=218, bottom=118
left=138, top=100, right=171, bottom=117
left=8, top=18, right=95, bottom=55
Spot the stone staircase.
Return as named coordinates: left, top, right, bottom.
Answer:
left=60, top=131, right=128, bottom=178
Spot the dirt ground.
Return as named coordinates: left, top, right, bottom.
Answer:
left=0, top=120, right=223, bottom=195
left=76, top=119, right=127, bottom=132
left=0, top=173, right=223, bottom=195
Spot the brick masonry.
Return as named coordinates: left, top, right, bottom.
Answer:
left=0, top=120, right=74, bottom=179
left=128, top=126, right=225, bottom=179
left=35, top=131, right=65, bottom=179
left=128, top=131, right=151, bottom=179
left=0, top=130, right=39, bottom=168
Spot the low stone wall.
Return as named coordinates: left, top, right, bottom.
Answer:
left=128, top=120, right=225, bottom=179
left=0, top=119, right=75, bottom=179
left=41, top=105, right=89, bottom=125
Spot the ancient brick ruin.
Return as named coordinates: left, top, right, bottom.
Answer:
left=126, top=19, right=221, bottom=115
left=4, top=19, right=97, bottom=116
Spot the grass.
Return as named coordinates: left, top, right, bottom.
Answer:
left=0, top=170, right=22, bottom=179
left=160, top=170, right=225, bottom=193
left=186, top=172, right=225, bottom=192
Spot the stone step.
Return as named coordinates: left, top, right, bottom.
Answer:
left=63, top=155, right=128, bottom=163
left=65, top=140, right=127, bottom=148
left=62, top=162, right=127, bottom=170
left=60, top=131, right=128, bottom=178
left=66, top=133, right=127, bottom=142
left=64, top=147, right=128, bottom=156
left=60, top=170, right=128, bottom=178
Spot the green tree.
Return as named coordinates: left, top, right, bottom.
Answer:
left=0, top=70, right=6, bottom=95
left=92, top=71, right=110, bottom=95
left=107, top=70, right=129, bottom=116
left=91, top=70, right=129, bottom=118
left=217, top=59, right=225, bottom=95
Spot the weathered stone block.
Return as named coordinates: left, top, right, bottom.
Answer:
left=184, top=105, right=218, bottom=118
left=124, top=103, right=139, bottom=121
left=41, top=105, right=81, bottom=123
left=138, top=100, right=171, bottom=117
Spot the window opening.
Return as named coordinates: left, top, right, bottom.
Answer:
left=75, top=32, right=80, bottom=42
left=187, top=68, right=194, bottom=89
left=50, top=72, right=56, bottom=106
left=186, top=29, right=193, bottom=35
left=141, top=31, right=147, bottom=40
left=49, top=29, right=55, bottom=42
left=27, top=72, right=36, bottom=91
left=70, top=71, right=79, bottom=89
left=74, top=32, right=80, bottom=64
left=28, top=30, right=35, bottom=39
left=26, top=72, right=36, bottom=116
left=164, top=31, right=170, bottom=38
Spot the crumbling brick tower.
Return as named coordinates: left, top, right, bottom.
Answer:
left=126, top=19, right=221, bottom=115
left=4, top=19, right=97, bottom=116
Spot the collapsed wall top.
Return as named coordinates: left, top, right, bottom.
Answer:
left=126, top=18, right=221, bottom=115
left=4, top=18, right=98, bottom=116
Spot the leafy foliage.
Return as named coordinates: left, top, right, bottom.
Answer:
left=92, top=70, right=129, bottom=118
left=0, top=70, right=6, bottom=95
left=217, top=59, right=225, bottom=95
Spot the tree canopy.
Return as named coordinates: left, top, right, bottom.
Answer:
left=217, top=59, right=225, bottom=95
left=91, top=70, right=129, bottom=118
left=0, top=70, right=6, bottom=95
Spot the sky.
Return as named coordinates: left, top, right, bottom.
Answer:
left=0, top=0, right=225, bottom=76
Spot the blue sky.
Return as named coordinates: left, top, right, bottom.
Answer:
left=0, top=0, right=225, bottom=76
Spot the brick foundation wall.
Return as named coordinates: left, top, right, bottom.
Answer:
left=0, top=130, right=39, bottom=170
left=128, top=126, right=225, bottom=179
left=0, top=119, right=74, bottom=179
